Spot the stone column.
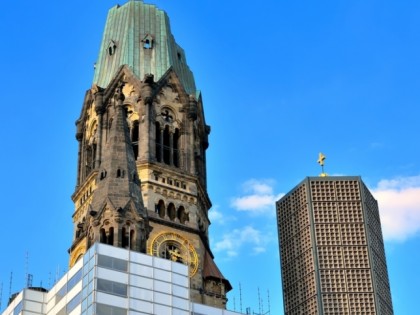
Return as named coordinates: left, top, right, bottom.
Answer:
left=187, top=95, right=198, bottom=174
left=169, top=129, right=174, bottom=166
left=94, top=91, right=104, bottom=169
left=139, top=74, right=154, bottom=162
left=160, top=127, right=164, bottom=162
left=75, top=120, right=83, bottom=187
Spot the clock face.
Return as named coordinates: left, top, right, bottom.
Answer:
left=148, top=232, right=199, bottom=277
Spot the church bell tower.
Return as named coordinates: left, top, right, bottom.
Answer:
left=69, top=0, right=231, bottom=308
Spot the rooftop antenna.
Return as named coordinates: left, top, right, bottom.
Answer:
left=239, top=282, right=243, bottom=313
left=8, top=272, right=13, bottom=300
left=26, top=274, right=33, bottom=288
left=55, top=265, right=60, bottom=284
left=253, top=287, right=270, bottom=315
left=317, top=152, right=328, bottom=177
left=25, top=251, right=29, bottom=288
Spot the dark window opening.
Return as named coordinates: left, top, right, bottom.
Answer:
left=143, top=39, right=151, bottom=49
left=142, top=35, right=153, bottom=49
left=163, top=126, right=170, bottom=164
left=108, top=42, right=117, bottom=56
left=177, top=206, right=188, bottom=224
left=173, top=128, right=180, bottom=167
left=131, top=120, right=139, bottom=159
left=168, top=203, right=176, bottom=221
left=108, top=227, right=114, bottom=245
left=156, top=200, right=165, bottom=218
left=100, top=229, right=107, bottom=244
left=130, top=229, right=135, bottom=250
left=85, top=144, right=96, bottom=177
left=122, top=227, right=129, bottom=248
left=155, top=121, right=181, bottom=169
left=155, top=122, right=162, bottom=162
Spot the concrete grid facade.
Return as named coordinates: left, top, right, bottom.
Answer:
left=276, top=176, right=393, bottom=315
left=2, top=243, right=239, bottom=315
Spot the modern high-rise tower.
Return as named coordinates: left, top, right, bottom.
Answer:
left=69, top=0, right=231, bottom=308
left=276, top=176, right=394, bottom=315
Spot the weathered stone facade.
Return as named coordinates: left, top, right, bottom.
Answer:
left=69, top=0, right=231, bottom=309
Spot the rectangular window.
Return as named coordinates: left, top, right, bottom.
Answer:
left=56, top=284, right=67, bottom=303
left=96, top=303, right=127, bottom=315
left=68, top=269, right=83, bottom=291
left=97, top=278, right=127, bottom=297
left=13, top=301, right=22, bottom=315
left=98, top=254, right=127, bottom=272
left=67, top=292, right=82, bottom=313
left=56, top=268, right=82, bottom=304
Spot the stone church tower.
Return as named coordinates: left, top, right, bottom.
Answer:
left=69, top=0, right=231, bottom=308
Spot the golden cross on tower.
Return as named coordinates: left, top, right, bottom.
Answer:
left=317, top=152, right=328, bottom=177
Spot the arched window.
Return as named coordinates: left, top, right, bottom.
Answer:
left=155, top=115, right=181, bottom=168
left=156, top=200, right=165, bottom=218
left=108, top=41, right=117, bottom=56
left=168, top=203, right=176, bottom=221
left=177, top=206, right=188, bottom=224
left=142, top=35, right=153, bottom=49
left=144, top=39, right=151, bottom=49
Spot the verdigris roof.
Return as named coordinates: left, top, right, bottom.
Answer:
left=93, top=0, right=196, bottom=94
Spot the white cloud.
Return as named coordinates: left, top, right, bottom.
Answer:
left=208, top=205, right=237, bottom=225
left=230, top=179, right=284, bottom=215
left=208, top=207, right=223, bottom=223
left=243, top=179, right=274, bottom=194
left=213, top=226, right=274, bottom=258
left=371, top=175, right=420, bottom=242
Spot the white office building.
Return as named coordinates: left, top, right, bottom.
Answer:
left=2, top=243, right=240, bottom=315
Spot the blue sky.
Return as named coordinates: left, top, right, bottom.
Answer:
left=1, top=0, right=420, bottom=314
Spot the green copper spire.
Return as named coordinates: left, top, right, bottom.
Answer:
left=93, top=0, right=196, bottom=94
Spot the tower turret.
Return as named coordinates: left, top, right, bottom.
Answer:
left=70, top=78, right=150, bottom=265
